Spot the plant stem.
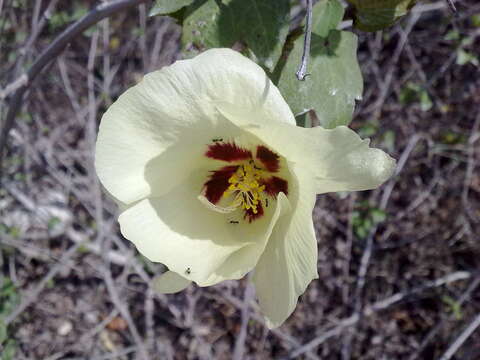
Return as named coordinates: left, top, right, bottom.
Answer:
left=295, top=0, right=313, bottom=81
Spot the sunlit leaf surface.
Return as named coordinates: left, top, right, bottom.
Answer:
left=149, top=0, right=195, bottom=16
left=346, top=0, right=418, bottom=32
left=278, top=0, right=362, bottom=128
left=182, top=0, right=290, bottom=70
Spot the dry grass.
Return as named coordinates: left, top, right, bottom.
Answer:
left=1, top=1, right=480, bottom=359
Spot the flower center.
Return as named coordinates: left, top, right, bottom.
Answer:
left=223, top=162, right=266, bottom=214
left=202, top=140, right=289, bottom=222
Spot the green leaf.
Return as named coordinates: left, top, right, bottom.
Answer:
left=1, top=340, right=17, bottom=360
left=382, top=130, right=396, bottom=152
left=399, top=82, right=432, bottom=112
left=371, top=208, right=387, bottom=223
left=358, top=122, right=378, bottom=137
left=312, top=0, right=344, bottom=38
left=0, top=321, right=6, bottom=343
left=456, top=49, right=479, bottom=66
left=419, top=90, right=432, bottom=112
left=471, top=14, right=480, bottom=27
left=346, top=0, right=417, bottom=32
left=149, top=0, right=195, bottom=16
left=278, top=30, right=363, bottom=128
left=444, top=30, right=460, bottom=41
left=182, top=0, right=290, bottom=70
left=399, top=82, right=419, bottom=104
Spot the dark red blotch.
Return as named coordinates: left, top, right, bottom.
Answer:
left=206, top=142, right=252, bottom=162
left=262, top=176, right=288, bottom=197
left=244, top=203, right=264, bottom=223
left=203, top=166, right=238, bottom=204
left=256, top=145, right=280, bottom=172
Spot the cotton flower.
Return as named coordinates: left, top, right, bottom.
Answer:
left=95, top=48, right=395, bottom=328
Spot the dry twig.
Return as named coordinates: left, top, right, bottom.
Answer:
left=286, top=271, right=472, bottom=359
left=296, top=0, right=313, bottom=81
left=438, top=313, right=480, bottom=360
left=232, top=274, right=255, bottom=360
left=0, top=0, right=148, bottom=179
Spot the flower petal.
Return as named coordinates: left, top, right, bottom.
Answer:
left=96, top=48, right=294, bottom=205
left=188, top=48, right=296, bottom=128
left=152, top=271, right=192, bottom=294
left=202, top=193, right=290, bottom=286
left=118, top=168, right=287, bottom=286
left=253, top=166, right=318, bottom=328
left=244, top=124, right=396, bottom=194
left=118, top=193, right=246, bottom=285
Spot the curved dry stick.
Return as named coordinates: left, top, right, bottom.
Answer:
left=438, top=313, right=480, bottom=360
left=0, top=0, right=148, bottom=179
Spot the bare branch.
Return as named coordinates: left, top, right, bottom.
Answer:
left=296, top=0, right=313, bottom=81
left=233, top=274, right=255, bottom=360
left=438, top=313, right=480, bottom=360
left=0, top=0, right=148, bottom=180
left=103, top=268, right=150, bottom=360
left=4, top=241, right=85, bottom=325
left=0, top=74, right=29, bottom=100
left=286, top=271, right=472, bottom=359
left=446, top=0, right=457, bottom=13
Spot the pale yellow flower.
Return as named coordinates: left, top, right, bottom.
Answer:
left=95, top=48, right=395, bottom=328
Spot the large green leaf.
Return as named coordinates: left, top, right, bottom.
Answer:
left=149, top=0, right=195, bottom=16
left=312, top=0, right=344, bottom=37
left=278, top=0, right=362, bottom=128
left=182, top=0, right=290, bottom=70
left=346, top=0, right=418, bottom=32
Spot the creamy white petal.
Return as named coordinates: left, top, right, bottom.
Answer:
left=253, top=166, right=318, bottom=328
left=243, top=123, right=396, bottom=194
left=186, top=48, right=295, bottom=127
left=118, top=190, right=245, bottom=284
left=118, top=167, right=288, bottom=286
left=152, top=271, right=192, bottom=294
left=202, top=193, right=290, bottom=286
left=95, top=48, right=294, bottom=205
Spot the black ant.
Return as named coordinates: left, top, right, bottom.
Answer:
left=212, top=138, right=223, bottom=142
left=185, top=267, right=191, bottom=275
left=265, top=198, right=269, bottom=208
left=229, top=220, right=239, bottom=224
